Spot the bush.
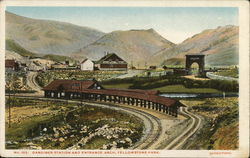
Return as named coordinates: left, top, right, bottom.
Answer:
left=102, top=75, right=238, bottom=92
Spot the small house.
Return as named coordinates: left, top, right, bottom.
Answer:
left=80, top=59, right=94, bottom=71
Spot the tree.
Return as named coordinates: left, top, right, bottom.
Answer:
left=162, top=65, right=167, bottom=70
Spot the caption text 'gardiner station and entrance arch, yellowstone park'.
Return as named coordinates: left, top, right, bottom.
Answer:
left=43, top=79, right=181, bottom=117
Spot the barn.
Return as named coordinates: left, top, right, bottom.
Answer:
left=80, top=59, right=94, bottom=71
left=94, top=53, right=127, bottom=71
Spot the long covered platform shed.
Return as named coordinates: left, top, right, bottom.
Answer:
left=43, top=79, right=181, bottom=117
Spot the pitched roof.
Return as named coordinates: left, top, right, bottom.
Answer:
left=43, top=80, right=96, bottom=91
left=81, top=59, right=88, bottom=64
left=81, top=59, right=93, bottom=64
left=67, top=88, right=176, bottom=107
left=43, top=80, right=177, bottom=107
left=95, top=53, right=127, bottom=64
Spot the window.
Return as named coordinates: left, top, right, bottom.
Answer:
left=61, top=92, right=65, bottom=96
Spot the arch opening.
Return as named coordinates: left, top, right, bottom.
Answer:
left=185, top=54, right=205, bottom=77
left=190, top=62, right=199, bottom=76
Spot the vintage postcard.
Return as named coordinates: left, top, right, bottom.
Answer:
left=0, top=0, right=249, bottom=157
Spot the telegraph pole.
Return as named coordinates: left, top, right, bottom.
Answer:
left=8, top=91, right=11, bottom=128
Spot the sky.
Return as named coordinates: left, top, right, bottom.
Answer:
left=6, top=7, right=238, bottom=44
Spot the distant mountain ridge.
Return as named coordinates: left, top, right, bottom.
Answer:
left=152, top=25, right=239, bottom=66
left=6, top=11, right=239, bottom=66
left=6, top=11, right=105, bottom=55
left=71, top=28, right=176, bottom=65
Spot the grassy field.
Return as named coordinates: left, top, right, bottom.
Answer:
left=102, top=82, right=222, bottom=94
left=102, top=83, right=133, bottom=89
left=214, top=68, right=238, bottom=78
left=153, top=84, right=221, bottom=94
left=180, top=97, right=238, bottom=150
left=5, top=97, right=144, bottom=149
left=101, top=74, right=238, bottom=93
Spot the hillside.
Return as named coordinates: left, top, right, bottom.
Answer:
left=6, top=11, right=238, bottom=67
left=6, top=39, right=38, bottom=57
left=71, top=29, right=175, bottom=66
left=6, top=11, right=105, bottom=56
left=6, top=39, right=75, bottom=64
left=153, top=25, right=239, bottom=66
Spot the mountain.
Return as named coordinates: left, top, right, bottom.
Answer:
left=6, top=11, right=105, bottom=56
left=71, top=29, right=175, bottom=66
left=6, top=11, right=238, bottom=67
left=152, top=25, right=239, bottom=66
left=6, top=39, right=75, bottom=64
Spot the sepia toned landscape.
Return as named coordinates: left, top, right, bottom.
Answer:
left=5, top=7, right=239, bottom=150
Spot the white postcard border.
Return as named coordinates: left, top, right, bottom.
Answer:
left=0, top=0, right=249, bottom=157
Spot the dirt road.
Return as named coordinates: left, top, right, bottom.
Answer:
left=116, top=70, right=145, bottom=78
left=26, top=71, right=43, bottom=95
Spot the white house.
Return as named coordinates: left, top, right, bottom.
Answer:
left=80, top=59, right=94, bottom=71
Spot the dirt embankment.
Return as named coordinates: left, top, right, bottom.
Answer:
left=179, top=97, right=238, bottom=150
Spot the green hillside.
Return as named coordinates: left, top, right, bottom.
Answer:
left=42, top=54, right=75, bottom=63
left=6, top=39, right=37, bottom=57
left=6, top=39, right=75, bottom=63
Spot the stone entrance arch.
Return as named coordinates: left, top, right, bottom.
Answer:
left=185, top=54, right=205, bottom=76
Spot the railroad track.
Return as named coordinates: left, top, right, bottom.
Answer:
left=13, top=96, right=162, bottom=150
left=164, top=107, right=202, bottom=150
left=129, top=109, right=162, bottom=149
left=70, top=101, right=163, bottom=150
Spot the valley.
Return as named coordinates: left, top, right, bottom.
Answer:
left=4, top=10, right=239, bottom=151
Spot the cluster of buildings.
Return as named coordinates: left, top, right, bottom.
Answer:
left=49, top=53, right=128, bottom=71
left=5, top=59, right=27, bottom=72
left=5, top=52, right=128, bottom=72
left=80, top=53, right=128, bottom=71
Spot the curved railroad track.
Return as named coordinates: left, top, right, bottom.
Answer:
left=12, top=96, right=202, bottom=150
left=14, top=96, right=162, bottom=149
left=164, top=107, right=202, bottom=150
left=61, top=100, right=163, bottom=150
left=129, top=109, right=162, bottom=149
